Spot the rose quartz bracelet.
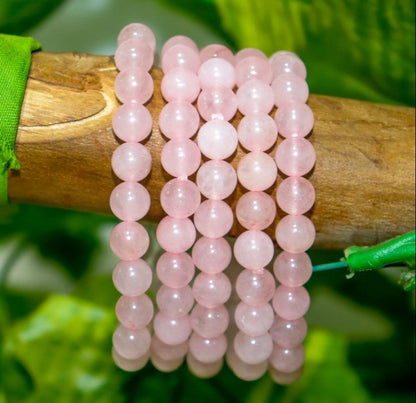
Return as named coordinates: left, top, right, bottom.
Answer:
left=109, top=23, right=156, bottom=371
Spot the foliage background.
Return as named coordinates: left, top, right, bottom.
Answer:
left=0, top=0, right=415, bottom=402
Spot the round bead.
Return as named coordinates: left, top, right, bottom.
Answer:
left=161, top=68, right=200, bottom=103
left=193, top=272, right=232, bottom=308
left=236, top=269, right=276, bottom=306
left=269, top=365, right=303, bottom=385
left=113, top=325, right=151, bottom=359
left=236, top=79, right=274, bottom=115
left=161, top=139, right=201, bottom=178
left=150, top=353, right=184, bottom=372
left=112, top=143, right=151, bottom=182
left=110, top=182, right=150, bottom=221
left=235, top=48, right=267, bottom=63
left=160, top=178, right=201, bottom=218
left=156, top=285, right=194, bottom=317
left=271, top=73, right=309, bottom=106
left=113, top=259, right=152, bottom=296
left=272, top=285, right=310, bottom=320
left=159, top=101, right=200, bottom=139
left=112, top=103, right=152, bottom=142
left=194, top=200, right=234, bottom=238
left=190, top=304, right=229, bottom=338
left=161, top=44, right=200, bottom=73
left=197, top=87, right=237, bottom=121
left=226, top=345, right=268, bottom=381
left=233, top=331, right=273, bottom=365
left=112, top=348, right=149, bottom=372
left=115, top=294, right=154, bottom=329
left=237, top=114, right=277, bottom=152
left=200, top=44, right=235, bottom=66
left=273, top=252, right=313, bottom=287
left=153, top=312, right=191, bottom=345
left=189, top=333, right=227, bottom=363
left=275, top=215, right=315, bottom=253
left=115, top=39, right=153, bottom=72
left=156, top=252, right=195, bottom=288
left=151, top=335, right=188, bottom=361
left=156, top=216, right=196, bottom=254
left=187, top=353, right=223, bottom=378
left=161, top=35, right=198, bottom=57
left=269, top=316, right=308, bottom=348
left=117, top=23, right=156, bottom=51
left=235, top=56, right=272, bottom=86
left=276, top=177, right=315, bottom=215
left=110, top=221, right=149, bottom=261
left=275, top=138, right=316, bottom=176
left=198, top=58, right=235, bottom=89
left=192, top=237, right=232, bottom=274
left=234, top=302, right=274, bottom=337
left=114, top=68, right=153, bottom=104
left=269, top=51, right=307, bottom=79
left=269, top=344, right=305, bottom=373
left=274, top=102, right=314, bottom=137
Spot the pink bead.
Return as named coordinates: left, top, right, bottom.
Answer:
left=198, top=58, right=235, bottom=89
left=160, top=178, right=201, bottom=218
left=161, top=35, right=198, bottom=57
left=150, top=352, right=184, bottom=372
left=274, top=102, right=314, bottom=137
left=234, top=230, right=274, bottom=270
left=275, top=215, right=315, bottom=253
left=161, top=139, right=201, bottom=178
left=237, top=151, right=277, bottom=191
left=235, top=56, right=272, bottom=86
left=236, top=79, right=274, bottom=115
left=110, top=182, right=150, bottom=221
left=272, top=285, right=310, bottom=320
left=114, top=68, right=153, bottom=104
left=233, top=331, right=273, bottom=365
left=197, top=120, right=238, bottom=160
left=110, top=221, right=149, bottom=260
left=226, top=345, right=268, bottom=381
left=200, top=44, right=235, bottom=66
left=237, top=114, right=277, bottom=152
left=187, top=353, right=223, bottom=378
left=159, top=101, right=200, bottom=139
left=236, top=269, right=276, bottom=306
left=236, top=191, right=276, bottom=230
left=276, top=177, right=315, bottom=215
left=156, top=285, right=194, bottom=317
left=234, top=302, right=274, bottom=337
left=161, top=68, right=200, bottom=102
left=193, top=272, right=231, bottom=308
left=153, top=312, right=191, bottom=345
left=235, top=48, right=267, bottom=63
left=269, top=316, right=307, bottom=348
left=115, top=294, right=154, bottom=329
left=269, top=344, right=305, bottom=373
left=162, top=44, right=200, bottom=73
left=275, top=138, right=316, bottom=176
left=189, top=333, right=227, bottom=363
left=192, top=237, right=232, bottom=274
left=151, top=335, right=188, bottom=361
left=273, top=252, right=313, bottom=287
left=156, top=252, right=195, bottom=288
left=269, top=366, right=303, bottom=385
left=196, top=160, right=237, bottom=200
left=115, top=39, right=153, bottom=72
left=112, top=143, right=151, bottom=182
left=269, top=51, right=307, bottom=79
left=112, top=103, right=152, bottom=142
left=190, top=303, right=229, bottom=338
left=194, top=200, right=234, bottom=238
left=271, top=73, right=309, bottom=106
left=112, top=348, right=149, bottom=372
left=113, top=259, right=152, bottom=296
left=197, top=87, right=237, bottom=121
left=156, top=217, right=196, bottom=253
left=117, top=23, right=156, bottom=51
left=113, top=325, right=151, bottom=359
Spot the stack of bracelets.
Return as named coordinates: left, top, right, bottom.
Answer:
left=109, top=23, right=316, bottom=384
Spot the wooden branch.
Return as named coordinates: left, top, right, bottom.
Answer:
left=9, top=52, right=415, bottom=249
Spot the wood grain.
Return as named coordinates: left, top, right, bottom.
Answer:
left=8, top=52, right=415, bottom=249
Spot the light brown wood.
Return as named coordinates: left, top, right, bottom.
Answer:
left=8, top=52, right=415, bottom=249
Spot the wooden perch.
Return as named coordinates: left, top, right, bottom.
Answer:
left=9, top=52, right=415, bottom=249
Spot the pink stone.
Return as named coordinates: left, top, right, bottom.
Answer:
left=226, top=345, right=268, bottom=381
left=236, top=79, right=274, bottom=115
left=153, top=312, right=192, bottom=345
left=271, top=73, right=309, bottom=106
left=234, top=302, right=274, bottom=337
left=200, top=44, right=235, bottom=66
left=110, top=221, right=149, bottom=260
left=192, top=237, right=231, bottom=274
left=196, top=160, right=237, bottom=200
left=236, top=191, right=276, bottom=231
left=233, top=331, right=273, bottom=364
left=114, top=68, right=153, bottom=104
left=112, top=348, right=149, bottom=372
left=151, top=335, right=188, bottom=361
left=237, top=151, right=277, bottom=191
left=197, top=87, right=237, bottom=121
left=156, top=216, right=196, bottom=253
left=273, top=252, right=313, bottom=287
left=112, top=103, right=152, bottom=142
left=235, top=48, right=267, bottom=63
left=269, top=51, right=307, bottom=79
left=235, top=56, right=272, bottom=86
left=233, top=230, right=274, bottom=270
left=112, top=325, right=151, bottom=359
left=150, top=352, right=184, bottom=372
left=187, top=353, right=223, bottom=378
left=115, top=294, right=154, bottom=329
left=194, top=200, right=234, bottom=238
left=156, top=285, right=194, bottom=317
left=237, top=114, right=277, bottom=152
left=269, top=343, right=305, bottom=373
left=161, top=67, right=200, bottom=102
left=274, top=102, right=314, bottom=138
left=156, top=252, right=195, bottom=288
left=197, top=120, right=238, bottom=160
left=112, top=143, right=151, bottom=182
left=275, top=215, right=315, bottom=253
left=161, top=139, right=201, bottom=178
left=160, top=178, right=201, bottom=218
left=276, top=177, right=315, bottom=215
left=198, top=58, right=235, bottom=89
left=161, top=44, right=200, bottom=73
left=236, top=269, right=276, bottom=306
left=159, top=101, right=200, bottom=139
left=272, top=285, right=310, bottom=320
left=117, top=23, right=156, bottom=51
left=269, top=365, right=303, bottom=385
left=193, top=272, right=231, bottom=308
left=113, top=259, right=152, bottom=296
left=189, top=333, right=227, bottom=363
left=115, top=39, right=153, bottom=72
left=161, top=35, right=198, bottom=57
left=275, top=138, right=316, bottom=176
left=190, top=303, right=229, bottom=338
left=269, top=316, right=308, bottom=348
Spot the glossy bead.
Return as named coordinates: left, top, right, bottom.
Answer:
left=233, top=331, right=273, bottom=365
left=198, top=58, right=235, bottom=89
left=235, top=56, right=272, bottom=86
left=156, top=216, right=196, bottom=253
left=151, top=335, right=188, bottom=361
left=189, top=333, right=227, bottom=363
left=234, top=302, right=274, bottom=337
left=236, top=48, right=267, bottom=63
left=114, top=68, right=153, bottom=104
left=272, top=285, right=310, bottom=320
left=226, top=345, right=268, bottom=381
left=187, top=353, right=223, bottom=378
left=161, top=139, right=201, bottom=178
left=236, top=79, right=274, bottom=115
left=271, top=73, right=309, bottom=106
left=274, top=102, right=314, bottom=137
left=269, top=344, right=305, bottom=373
left=236, top=269, right=276, bottom=306
left=112, top=103, right=152, bottom=142
left=269, top=365, right=303, bottom=385
left=113, top=259, right=152, bottom=296
left=190, top=304, right=229, bottom=338
left=153, top=312, right=191, bottom=345
left=156, top=285, right=194, bottom=317
left=275, top=138, right=316, bottom=176
left=112, top=348, right=149, bottom=372
left=117, top=23, right=156, bottom=51
left=237, top=114, right=277, bottom=152
left=110, top=221, right=149, bottom=261
left=276, top=177, right=315, bottom=215
left=161, top=68, right=200, bottom=102
left=113, top=325, right=151, bottom=359
left=192, top=237, right=232, bottom=274
left=275, top=215, right=315, bottom=253
left=197, top=87, right=237, bottom=121
left=110, top=182, right=150, bottom=221
left=269, top=316, right=308, bottom=348
left=112, top=143, right=151, bottom=182
left=156, top=252, right=195, bottom=288
left=150, top=352, right=184, bottom=372
left=161, top=35, right=198, bottom=57
left=273, top=252, right=313, bottom=287
left=162, top=44, right=200, bottom=73
left=269, top=51, right=307, bottom=79
left=115, top=294, right=154, bottom=329
left=193, top=272, right=232, bottom=308
left=194, top=200, right=234, bottom=238
left=159, top=101, right=200, bottom=139
left=200, top=44, right=235, bottom=66
left=115, top=39, right=153, bottom=72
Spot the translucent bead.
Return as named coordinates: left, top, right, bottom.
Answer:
left=236, top=269, right=276, bottom=306
left=269, top=365, right=303, bottom=385
left=112, top=348, right=149, bottom=372
left=156, top=285, right=194, bottom=317
left=197, top=120, right=238, bottom=160
left=237, top=114, right=277, bottom=152
left=110, top=182, right=150, bottom=221
left=273, top=252, right=313, bottom=287
left=160, top=178, right=201, bottom=218
left=197, top=87, right=237, bottom=121
left=237, top=151, right=277, bottom=191
left=276, top=177, right=315, bottom=215
left=161, top=44, right=200, bottom=73
left=110, top=221, right=149, bottom=261
left=272, top=285, right=310, bottom=320
left=151, top=335, right=188, bottom=361
left=200, top=44, right=235, bottom=66
left=269, top=316, right=307, bottom=348
left=235, top=56, right=272, bottom=86
left=161, top=139, right=201, bottom=178
left=150, top=352, right=184, bottom=372
left=226, top=345, right=268, bottom=381
left=113, top=259, right=152, bottom=296
left=194, top=200, right=234, bottom=238
left=156, top=216, right=196, bottom=254
left=190, top=303, right=229, bottom=338
left=112, top=143, right=151, bottom=182
left=156, top=252, right=195, bottom=288
left=235, top=48, right=267, bottom=63
left=117, top=23, right=156, bottom=51
left=161, top=68, right=200, bottom=103
left=187, top=353, right=223, bottom=378
left=237, top=79, right=274, bottom=115
left=271, top=73, right=309, bottom=106
left=113, top=325, right=151, bottom=359
left=274, top=102, right=314, bottom=138
left=193, top=272, right=232, bottom=308
left=159, top=101, right=200, bottom=139
left=236, top=191, right=276, bottom=230
left=275, top=138, right=316, bottom=176
left=269, top=344, right=305, bottom=373
left=234, top=230, right=274, bottom=270
left=161, top=35, right=198, bottom=57
left=233, top=331, right=273, bottom=365
left=153, top=312, right=191, bottom=345
left=269, top=51, right=307, bottom=79
left=197, top=160, right=237, bottom=200
left=275, top=215, right=315, bottom=253
left=114, top=68, right=153, bottom=104
left=115, top=39, right=153, bottom=72
left=115, top=294, right=154, bottom=329
left=112, top=103, right=152, bottom=142
left=189, top=333, right=227, bottom=363
left=234, top=302, right=274, bottom=337
left=198, top=58, right=235, bottom=89
left=192, top=237, right=232, bottom=274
